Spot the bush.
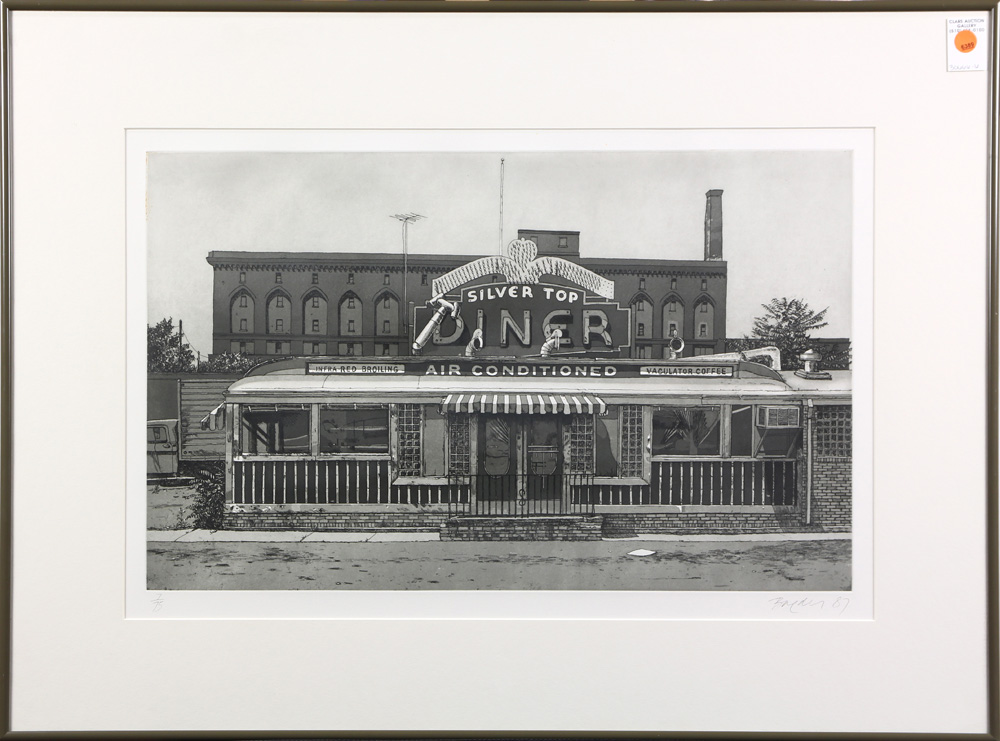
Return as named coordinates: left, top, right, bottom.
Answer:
left=189, top=462, right=226, bottom=530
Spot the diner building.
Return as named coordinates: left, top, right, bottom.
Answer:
left=206, top=229, right=852, bottom=540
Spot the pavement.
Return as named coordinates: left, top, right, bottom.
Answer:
left=148, top=528, right=851, bottom=543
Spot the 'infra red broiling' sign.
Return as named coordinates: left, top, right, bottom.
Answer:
left=413, top=282, right=631, bottom=357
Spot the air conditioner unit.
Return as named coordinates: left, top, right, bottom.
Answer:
left=756, top=405, right=801, bottom=428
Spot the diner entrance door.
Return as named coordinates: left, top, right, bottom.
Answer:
left=474, top=415, right=565, bottom=515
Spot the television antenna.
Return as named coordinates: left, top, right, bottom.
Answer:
left=390, top=213, right=425, bottom=337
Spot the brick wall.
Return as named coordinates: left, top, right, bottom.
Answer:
left=442, top=516, right=603, bottom=541
left=810, top=405, right=852, bottom=532
left=601, top=510, right=807, bottom=536
left=811, top=458, right=851, bottom=531
left=223, top=511, right=449, bottom=531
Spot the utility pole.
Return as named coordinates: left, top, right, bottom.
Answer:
left=390, top=213, right=425, bottom=338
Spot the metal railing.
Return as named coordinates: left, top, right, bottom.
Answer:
left=446, top=473, right=597, bottom=517
left=594, top=460, right=796, bottom=506
left=231, top=459, right=794, bottom=509
left=232, top=459, right=468, bottom=506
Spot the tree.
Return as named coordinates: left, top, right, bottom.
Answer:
left=741, top=298, right=829, bottom=370
left=202, top=352, right=259, bottom=374
left=147, top=318, right=195, bottom=373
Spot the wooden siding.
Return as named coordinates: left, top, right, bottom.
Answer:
left=179, top=378, right=232, bottom=460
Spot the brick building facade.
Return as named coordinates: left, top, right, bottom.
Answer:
left=207, top=192, right=729, bottom=361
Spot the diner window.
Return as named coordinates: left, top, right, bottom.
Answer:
left=312, top=297, right=320, bottom=308
left=240, top=408, right=310, bottom=455
left=569, top=415, right=595, bottom=474
left=275, top=272, right=282, bottom=284
left=449, top=416, right=471, bottom=475
left=240, top=318, right=247, bottom=331
left=594, top=407, right=620, bottom=477
left=619, top=405, right=644, bottom=477
left=637, top=323, right=645, bottom=337
left=422, top=406, right=447, bottom=476
left=312, top=319, right=320, bottom=332
left=699, top=323, right=708, bottom=337
left=757, top=428, right=801, bottom=458
left=652, top=407, right=721, bottom=457
left=275, top=319, right=284, bottom=332
left=348, top=319, right=356, bottom=333
left=815, top=406, right=852, bottom=457
left=347, top=298, right=355, bottom=309
left=239, top=295, right=248, bottom=308
left=694, top=346, right=714, bottom=356
left=276, top=296, right=284, bottom=308
left=397, top=405, right=422, bottom=476
left=667, top=321, right=678, bottom=335
left=320, top=407, right=389, bottom=454
left=481, top=417, right=512, bottom=475
left=381, top=343, right=391, bottom=355
left=731, top=405, right=754, bottom=457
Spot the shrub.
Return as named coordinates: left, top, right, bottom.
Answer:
left=189, top=462, right=226, bottom=530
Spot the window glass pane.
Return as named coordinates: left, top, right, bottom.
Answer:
left=481, top=417, right=511, bottom=475
left=594, top=407, right=620, bottom=476
left=526, top=418, right=561, bottom=475
left=731, top=405, right=753, bottom=456
left=320, top=408, right=389, bottom=453
left=240, top=410, right=310, bottom=454
left=652, top=407, right=721, bottom=456
left=422, top=406, right=447, bottom=477
left=758, top=429, right=801, bottom=457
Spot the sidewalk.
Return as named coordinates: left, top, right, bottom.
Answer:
left=147, top=529, right=851, bottom=543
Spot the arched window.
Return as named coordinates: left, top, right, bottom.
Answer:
left=375, top=291, right=400, bottom=336
left=694, top=298, right=715, bottom=340
left=266, top=291, right=291, bottom=334
left=230, top=290, right=254, bottom=334
left=630, top=294, right=652, bottom=341
left=303, top=291, right=327, bottom=335
left=339, top=292, right=362, bottom=336
left=661, top=296, right=684, bottom=339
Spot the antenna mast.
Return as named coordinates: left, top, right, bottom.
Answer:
left=498, top=158, right=505, bottom=255
left=390, top=213, right=425, bottom=341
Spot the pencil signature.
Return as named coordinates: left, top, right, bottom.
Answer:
left=151, top=593, right=165, bottom=613
left=768, top=596, right=850, bottom=615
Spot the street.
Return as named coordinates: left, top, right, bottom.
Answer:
left=147, top=538, right=851, bottom=591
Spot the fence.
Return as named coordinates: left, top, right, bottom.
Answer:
left=231, top=459, right=794, bottom=509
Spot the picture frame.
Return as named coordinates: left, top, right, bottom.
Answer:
left=2, top=2, right=996, bottom=737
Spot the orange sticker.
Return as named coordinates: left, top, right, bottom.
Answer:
left=955, top=29, right=977, bottom=53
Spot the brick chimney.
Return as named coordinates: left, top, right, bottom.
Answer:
left=704, top=189, right=723, bottom=261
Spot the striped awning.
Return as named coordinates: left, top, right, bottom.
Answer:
left=441, top=393, right=606, bottom=415
left=200, top=402, right=226, bottom=431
